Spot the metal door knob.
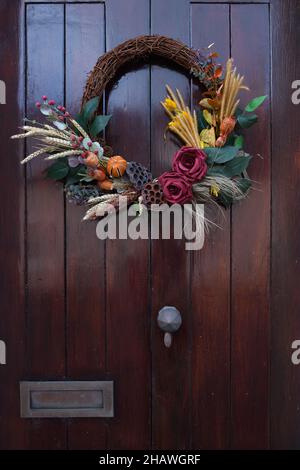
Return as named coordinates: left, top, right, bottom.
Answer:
left=157, top=306, right=182, bottom=347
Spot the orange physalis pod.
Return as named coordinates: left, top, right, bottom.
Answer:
left=106, top=155, right=127, bottom=177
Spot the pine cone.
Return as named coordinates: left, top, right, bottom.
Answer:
left=141, top=181, right=165, bottom=207
left=126, top=161, right=153, bottom=190
left=66, top=184, right=102, bottom=205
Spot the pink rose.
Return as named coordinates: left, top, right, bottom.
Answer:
left=172, top=146, right=207, bottom=182
left=158, top=171, right=192, bottom=205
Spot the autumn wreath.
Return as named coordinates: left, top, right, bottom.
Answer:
left=12, top=35, right=266, bottom=225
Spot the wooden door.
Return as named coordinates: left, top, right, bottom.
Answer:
left=0, top=0, right=299, bottom=450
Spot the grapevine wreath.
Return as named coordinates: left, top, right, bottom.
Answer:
left=12, top=35, right=266, bottom=225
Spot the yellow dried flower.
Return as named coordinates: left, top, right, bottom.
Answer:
left=210, top=184, right=220, bottom=197
left=164, top=97, right=177, bottom=112
left=181, top=111, right=189, bottom=119
left=200, top=127, right=216, bottom=147
left=169, top=116, right=181, bottom=128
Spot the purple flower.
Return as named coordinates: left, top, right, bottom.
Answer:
left=68, top=156, right=80, bottom=168
left=172, top=146, right=207, bottom=182
left=158, top=171, right=192, bottom=205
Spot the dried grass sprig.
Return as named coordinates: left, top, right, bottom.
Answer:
left=42, top=137, right=73, bottom=147
left=70, top=119, right=89, bottom=138
left=219, top=59, right=249, bottom=122
left=83, top=190, right=138, bottom=221
left=193, top=175, right=248, bottom=204
left=45, top=150, right=82, bottom=160
left=20, top=147, right=55, bottom=164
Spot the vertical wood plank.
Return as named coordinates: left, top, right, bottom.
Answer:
left=191, top=3, right=230, bottom=450
left=26, top=3, right=66, bottom=449
left=231, top=3, right=270, bottom=449
left=65, top=3, right=107, bottom=450
left=271, top=0, right=300, bottom=449
left=0, top=0, right=28, bottom=450
left=105, top=0, right=151, bottom=450
left=151, top=0, right=191, bottom=450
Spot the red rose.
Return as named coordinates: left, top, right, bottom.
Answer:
left=172, top=146, right=207, bottom=182
left=158, top=171, right=192, bottom=205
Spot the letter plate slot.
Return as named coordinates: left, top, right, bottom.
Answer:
left=20, top=381, right=114, bottom=418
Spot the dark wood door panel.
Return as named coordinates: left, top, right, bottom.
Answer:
left=0, top=0, right=27, bottom=450
left=271, top=0, right=300, bottom=449
left=230, top=3, right=270, bottom=449
left=191, top=3, right=231, bottom=450
left=65, top=3, right=107, bottom=450
left=26, top=2, right=67, bottom=450
left=105, top=0, right=151, bottom=450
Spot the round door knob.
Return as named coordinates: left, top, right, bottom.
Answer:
left=157, top=306, right=182, bottom=347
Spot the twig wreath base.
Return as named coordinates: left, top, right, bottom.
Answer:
left=11, top=35, right=266, bottom=228
left=82, top=35, right=202, bottom=104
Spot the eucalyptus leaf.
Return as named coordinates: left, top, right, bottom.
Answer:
left=245, top=95, right=267, bottom=113
left=205, top=146, right=239, bottom=164
left=47, top=159, right=69, bottom=180
left=89, top=115, right=112, bottom=137
left=237, top=113, right=258, bottom=129
left=91, top=141, right=104, bottom=157
left=40, top=104, right=52, bottom=116
left=53, top=120, right=68, bottom=131
left=82, top=136, right=92, bottom=150
left=82, top=96, right=100, bottom=122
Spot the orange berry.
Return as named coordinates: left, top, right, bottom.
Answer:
left=98, top=179, right=113, bottom=191
left=106, top=155, right=127, bottom=177
left=85, top=151, right=100, bottom=168
left=93, top=169, right=106, bottom=182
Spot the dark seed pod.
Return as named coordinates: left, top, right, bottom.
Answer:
left=65, top=184, right=102, bottom=205
left=126, top=161, right=153, bottom=190
left=141, top=181, right=165, bottom=207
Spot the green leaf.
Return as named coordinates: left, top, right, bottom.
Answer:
left=216, top=177, right=252, bottom=208
left=65, top=165, right=85, bottom=185
left=234, top=135, right=244, bottom=149
left=207, top=154, right=252, bottom=178
left=74, top=113, right=89, bottom=133
left=47, top=159, right=69, bottom=181
left=205, top=146, right=239, bottom=164
left=196, top=110, right=209, bottom=132
left=89, top=114, right=112, bottom=137
left=206, top=165, right=225, bottom=177
left=217, top=191, right=233, bottom=208
left=222, top=155, right=252, bottom=177
left=237, top=113, right=258, bottom=129
left=82, top=96, right=100, bottom=122
left=235, top=107, right=243, bottom=117
left=226, top=133, right=236, bottom=146
left=236, top=177, right=252, bottom=194
left=245, top=95, right=267, bottom=113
